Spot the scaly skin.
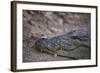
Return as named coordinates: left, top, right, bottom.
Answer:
left=35, top=29, right=90, bottom=59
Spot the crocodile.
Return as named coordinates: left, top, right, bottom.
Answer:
left=35, top=29, right=90, bottom=59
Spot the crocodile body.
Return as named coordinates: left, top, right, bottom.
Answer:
left=35, top=29, right=90, bottom=59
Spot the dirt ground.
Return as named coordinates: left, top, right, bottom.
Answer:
left=23, top=10, right=91, bottom=62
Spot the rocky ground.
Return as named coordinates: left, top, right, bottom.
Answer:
left=23, top=10, right=91, bottom=62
